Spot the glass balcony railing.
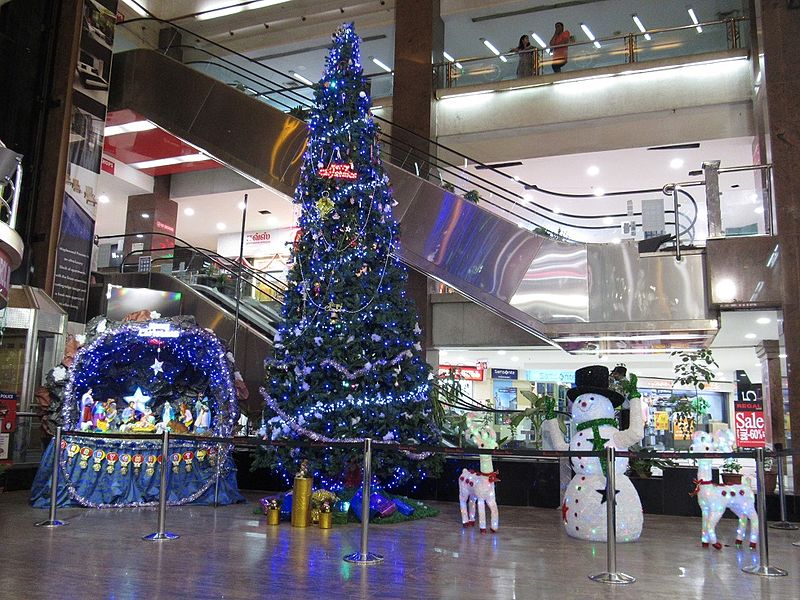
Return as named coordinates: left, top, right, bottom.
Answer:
left=436, top=18, right=748, bottom=89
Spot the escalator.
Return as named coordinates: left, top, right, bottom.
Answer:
left=107, top=48, right=719, bottom=352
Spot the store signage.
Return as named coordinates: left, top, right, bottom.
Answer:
left=526, top=369, right=575, bottom=384
left=246, top=231, right=272, bottom=245
left=155, top=220, right=175, bottom=234
left=491, top=368, right=518, bottom=380
left=136, top=323, right=179, bottom=338
left=438, top=365, right=484, bottom=381
left=101, top=157, right=115, bottom=174
left=734, top=383, right=766, bottom=448
left=476, top=360, right=488, bottom=370
left=653, top=411, right=669, bottom=431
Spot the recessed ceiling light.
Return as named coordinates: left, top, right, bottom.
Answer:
left=136, top=234, right=144, bottom=239
left=98, top=194, right=110, bottom=204
left=141, top=213, right=150, bottom=219
left=714, top=278, right=737, bottom=302
left=497, top=349, right=507, bottom=355
left=510, top=356, right=519, bottom=362
left=183, top=207, right=195, bottom=216
left=587, top=165, right=599, bottom=176
left=370, top=57, right=392, bottom=73
left=745, top=333, right=757, bottom=339
left=756, top=317, right=771, bottom=325
left=523, top=194, right=533, bottom=202
left=594, top=188, right=605, bottom=197
left=754, top=206, right=765, bottom=214
left=238, top=201, right=246, bottom=210
left=216, top=222, right=226, bottom=231
left=670, top=158, right=684, bottom=169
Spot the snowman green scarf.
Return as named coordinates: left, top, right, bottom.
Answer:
left=575, top=417, right=618, bottom=476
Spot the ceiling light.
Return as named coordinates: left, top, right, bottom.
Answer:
left=136, top=234, right=144, bottom=239
left=688, top=8, right=703, bottom=33
left=481, top=38, right=501, bottom=56
left=141, top=212, right=150, bottom=219
left=603, top=216, right=613, bottom=225
left=216, top=222, right=226, bottom=231
left=587, top=165, right=599, bottom=176
left=780, top=353, right=787, bottom=359
left=580, top=23, right=601, bottom=48
left=497, top=349, right=507, bottom=355
left=120, top=0, right=148, bottom=17
left=238, top=201, right=246, bottom=210
left=196, top=0, right=290, bottom=21
left=98, top=194, right=110, bottom=204
left=552, top=206, right=561, bottom=214
left=267, top=216, right=279, bottom=226
left=714, top=278, right=737, bottom=302
left=511, top=356, right=519, bottom=362
left=754, top=206, right=765, bottom=214
left=594, top=188, right=606, bottom=197
left=454, top=62, right=463, bottom=70
left=129, top=153, right=208, bottom=170
left=523, top=194, right=533, bottom=202
left=370, top=57, right=392, bottom=73
left=104, top=120, right=157, bottom=137
left=632, top=15, right=651, bottom=41
left=443, top=51, right=455, bottom=62
left=289, top=70, right=314, bottom=86
left=183, top=207, right=195, bottom=216
left=745, top=333, right=757, bottom=339
left=670, top=158, right=685, bottom=169
left=499, top=55, right=508, bottom=63
left=756, top=316, right=771, bottom=325
left=531, top=33, right=547, bottom=49
left=611, top=237, right=621, bottom=244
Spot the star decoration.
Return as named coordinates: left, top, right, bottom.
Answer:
left=150, top=358, right=164, bottom=376
left=124, top=387, right=151, bottom=413
left=561, top=500, right=569, bottom=523
left=595, top=487, right=620, bottom=504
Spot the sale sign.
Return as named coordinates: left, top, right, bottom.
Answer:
left=734, top=383, right=766, bottom=448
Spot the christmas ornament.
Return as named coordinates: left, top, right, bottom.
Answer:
left=150, top=357, right=164, bottom=376
left=542, top=365, right=644, bottom=542
left=690, top=430, right=758, bottom=549
left=315, top=191, right=335, bottom=218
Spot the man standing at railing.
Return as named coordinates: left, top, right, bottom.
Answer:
left=549, top=22, right=572, bottom=73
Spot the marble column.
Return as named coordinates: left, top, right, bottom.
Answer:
left=756, top=339, right=783, bottom=447
left=753, top=0, right=800, bottom=490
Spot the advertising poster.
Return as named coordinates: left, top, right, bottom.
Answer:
left=52, top=193, right=95, bottom=322
left=734, top=382, right=766, bottom=448
left=654, top=411, right=669, bottom=431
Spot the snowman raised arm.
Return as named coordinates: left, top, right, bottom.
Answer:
left=542, top=365, right=645, bottom=542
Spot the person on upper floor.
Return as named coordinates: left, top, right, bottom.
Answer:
left=513, top=34, right=534, bottom=78
left=549, top=22, right=572, bottom=73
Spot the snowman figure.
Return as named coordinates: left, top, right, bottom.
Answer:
left=542, top=365, right=644, bottom=542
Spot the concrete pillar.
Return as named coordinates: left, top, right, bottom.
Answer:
left=122, top=176, right=177, bottom=266
left=756, top=339, right=783, bottom=447
left=752, top=0, right=800, bottom=490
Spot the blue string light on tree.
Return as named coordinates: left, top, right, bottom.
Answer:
left=257, top=22, right=442, bottom=489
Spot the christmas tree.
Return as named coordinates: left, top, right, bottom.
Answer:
left=259, top=23, right=441, bottom=489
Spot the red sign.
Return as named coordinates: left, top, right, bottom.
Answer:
left=101, top=157, right=115, bottom=175
left=0, top=396, right=17, bottom=433
left=318, top=163, right=358, bottom=180
left=438, top=365, right=484, bottom=381
left=734, top=386, right=766, bottom=448
left=155, top=219, right=175, bottom=234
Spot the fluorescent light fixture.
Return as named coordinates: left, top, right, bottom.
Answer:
left=594, top=188, right=606, bottom=197
left=688, top=8, right=703, bottom=33
left=632, top=15, right=651, bottom=41
left=183, top=207, right=195, bottom=216
left=497, top=349, right=507, bottom=355
left=580, top=23, right=601, bottom=48
left=756, top=317, right=771, bottom=325
left=141, top=212, right=150, bottom=219
left=120, top=0, right=148, bottom=17
left=443, top=51, right=455, bottom=62
left=554, top=333, right=708, bottom=343
left=439, top=89, right=494, bottom=99
left=587, top=165, right=599, bottom=176
left=136, top=234, right=144, bottom=239
left=104, top=120, right=157, bottom=137
left=454, top=62, right=463, bottom=69
left=370, top=57, right=392, bottom=73
left=369, top=105, right=383, bottom=111
left=129, top=153, right=208, bottom=170
left=289, top=70, right=313, bottom=86
left=216, top=222, right=226, bottom=231
left=745, top=333, right=757, bottom=339
left=499, top=55, right=508, bottom=63
left=670, top=158, right=684, bottom=169
left=196, top=0, right=290, bottom=21
left=481, top=38, right=501, bottom=56
left=98, top=194, right=110, bottom=204
left=531, top=33, right=547, bottom=48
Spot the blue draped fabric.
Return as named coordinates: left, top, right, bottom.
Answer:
left=30, top=436, right=244, bottom=508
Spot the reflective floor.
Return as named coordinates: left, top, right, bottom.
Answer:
left=1, top=490, right=798, bottom=599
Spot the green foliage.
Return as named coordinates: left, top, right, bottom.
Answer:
left=670, top=348, right=717, bottom=437
left=626, top=446, right=678, bottom=478
left=464, top=190, right=480, bottom=203
left=722, top=458, right=742, bottom=474
left=441, top=181, right=456, bottom=193
left=509, top=390, right=559, bottom=448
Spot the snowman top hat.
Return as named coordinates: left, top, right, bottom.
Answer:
left=567, top=365, right=625, bottom=407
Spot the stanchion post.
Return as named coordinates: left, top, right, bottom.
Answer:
left=768, top=444, right=797, bottom=530
left=213, top=442, right=222, bottom=507
left=589, top=446, right=635, bottom=585
left=344, top=438, right=384, bottom=565
left=742, top=448, right=787, bottom=576
left=143, top=429, right=179, bottom=541
left=35, top=426, right=68, bottom=528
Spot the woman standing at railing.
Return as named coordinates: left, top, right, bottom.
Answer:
left=513, top=34, right=534, bottom=78
left=549, top=22, right=572, bottom=73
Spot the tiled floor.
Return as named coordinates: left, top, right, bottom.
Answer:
left=1, top=490, right=798, bottom=599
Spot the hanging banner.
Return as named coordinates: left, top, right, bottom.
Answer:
left=52, top=193, right=94, bottom=322
left=438, top=365, right=484, bottom=381
left=734, top=382, right=766, bottom=448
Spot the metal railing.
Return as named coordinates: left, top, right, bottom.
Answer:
left=0, top=140, right=23, bottom=229
left=436, top=18, right=748, bottom=88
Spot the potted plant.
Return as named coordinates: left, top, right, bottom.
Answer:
left=510, top=390, right=559, bottom=449
left=626, top=446, right=678, bottom=478
left=721, top=458, right=743, bottom=485
left=670, top=348, right=717, bottom=445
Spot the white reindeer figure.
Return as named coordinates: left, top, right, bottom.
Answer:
left=689, top=430, right=758, bottom=550
left=458, top=414, right=500, bottom=533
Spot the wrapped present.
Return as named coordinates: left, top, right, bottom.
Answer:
left=350, top=488, right=379, bottom=522
left=393, top=497, right=415, bottom=517
left=373, top=493, right=397, bottom=518
left=281, top=492, right=292, bottom=516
